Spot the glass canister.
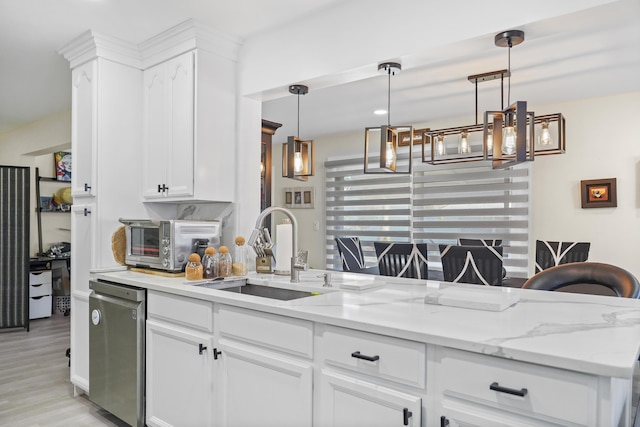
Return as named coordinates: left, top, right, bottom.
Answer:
left=217, top=246, right=232, bottom=277
left=232, top=236, right=248, bottom=276
left=202, top=246, right=217, bottom=279
left=185, top=253, right=203, bottom=280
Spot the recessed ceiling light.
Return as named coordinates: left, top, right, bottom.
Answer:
left=374, top=109, right=387, bottom=115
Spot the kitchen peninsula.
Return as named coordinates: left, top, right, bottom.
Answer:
left=96, top=269, right=640, bottom=427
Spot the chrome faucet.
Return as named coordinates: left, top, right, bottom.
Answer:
left=248, top=206, right=308, bottom=283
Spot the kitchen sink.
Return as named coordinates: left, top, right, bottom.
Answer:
left=218, top=283, right=319, bottom=301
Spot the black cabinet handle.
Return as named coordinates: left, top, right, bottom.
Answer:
left=213, top=348, right=222, bottom=360
left=157, top=184, right=163, bottom=193
left=198, top=343, right=207, bottom=355
left=403, top=408, right=412, bottom=425
left=490, top=381, right=528, bottom=397
left=83, top=208, right=91, bottom=216
left=351, top=351, right=379, bottom=362
left=440, top=416, right=449, bottom=427
left=84, top=183, right=91, bottom=192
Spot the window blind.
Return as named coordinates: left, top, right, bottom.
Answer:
left=325, top=155, right=530, bottom=278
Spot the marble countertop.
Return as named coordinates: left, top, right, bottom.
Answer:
left=94, top=269, right=640, bottom=379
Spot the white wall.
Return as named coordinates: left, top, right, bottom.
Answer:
left=273, top=91, right=640, bottom=279
left=0, top=109, right=72, bottom=256
left=530, top=92, right=640, bottom=277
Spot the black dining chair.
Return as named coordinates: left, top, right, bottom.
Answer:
left=374, top=242, right=428, bottom=279
left=335, top=237, right=379, bottom=274
left=439, top=244, right=504, bottom=286
left=458, top=238, right=506, bottom=279
left=522, top=262, right=640, bottom=298
left=535, top=240, right=590, bottom=273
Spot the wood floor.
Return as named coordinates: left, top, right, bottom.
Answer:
left=0, top=314, right=127, bottom=427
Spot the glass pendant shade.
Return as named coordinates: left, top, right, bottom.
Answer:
left=384, top=140, right=395, bottom=169
left=293, top=152, right=303, bottom=173
left=486, top=125, right=493, bottom=154
left=459, top=132, right=471, bottom=154
left=282, top=136, right=314, bottom=181
left=540, top=120, right=552, bottom=145
left=436, top=134, right=445, bottom=156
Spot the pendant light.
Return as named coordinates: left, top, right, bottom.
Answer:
left=423, top=69, right=508, bottom=165
left=282, top=84, right=314, bottom=181
left=364, top=62, right=413, bottom=174
left=483, top=30, right=534, bottom=169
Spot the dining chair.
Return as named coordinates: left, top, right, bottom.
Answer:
left=522, top=262, right=640, bottom=298
left=535, top=240, right=590, bottom=273
left=439, top=244, right=504, bottom=286
left=335, top=237, right=380, bottom=274
left=374, top=242, right=428, bottom=279
left=335, top=237, right=366, bottom=271
left=458, top=238, right=506, bottom=279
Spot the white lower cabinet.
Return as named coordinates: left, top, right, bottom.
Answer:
left=315, top=324, right=425, bottom=427
left=435, top=347, right=602, bottom=427
left=146, top=291, right=215, bottom=427
left=317, top=369, right=422, bottom=427
left=216, top=339, right=313, bottom=427
left=146, top=319, right=214, bottom=427
left=214, top=305, right=314, bottom=427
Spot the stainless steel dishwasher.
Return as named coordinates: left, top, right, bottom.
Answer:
left=89, top=280, right=146, bottom=427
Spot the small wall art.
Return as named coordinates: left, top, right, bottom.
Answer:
left=54, top=151, right=72, bottom=181
left=283, top=186, right=314, bottom=209
left=580, top=178, right=617, bottom=208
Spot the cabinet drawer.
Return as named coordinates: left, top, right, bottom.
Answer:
left=216, top=305, right=313, bottom=359
left=29, top=270, right=52, bottom=285
left=148, top=290, right=213, bottom=333
left=317, top=324, right=426, bottom=389
left=437, top=347, right=597, bottom=425
left=30, top=295, right=52, bottom=319
left=30, top=281, right=53, bottom=297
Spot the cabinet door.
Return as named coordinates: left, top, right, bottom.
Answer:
left=146, top=319, right=213, bottom=427
left=71, top=60, right=97, bottom=198
left=317, top=370, right=422, bottom=427
left=142, top=61, right=169, bottom=199
left=70, top=292, right=90, bottom=392
left=164, top=51, right=194, bottom=198
left=70, top=204, right=94, bottom=293
left=216, top=340, right=313, bottom=427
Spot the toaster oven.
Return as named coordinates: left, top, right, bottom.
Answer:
left=119, top=219, right=221, bottom=272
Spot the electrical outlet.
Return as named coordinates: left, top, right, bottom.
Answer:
left=313, top=221, right=319, bottom=231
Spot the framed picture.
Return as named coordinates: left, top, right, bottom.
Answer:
left=284, top=186, right=314, bottom=209
left=581, top=178, right=617, bottom=208
left=54, top=151, right=72, bottom=181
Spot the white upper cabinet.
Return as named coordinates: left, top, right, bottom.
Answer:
left=142, top=51, right=195, bottom=200
left=140, top=21, right=239, bottom=203
left=71, top=60, right=97, bottom=198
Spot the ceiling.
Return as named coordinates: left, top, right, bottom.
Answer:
left=2, top=0, right=639, bottom=142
